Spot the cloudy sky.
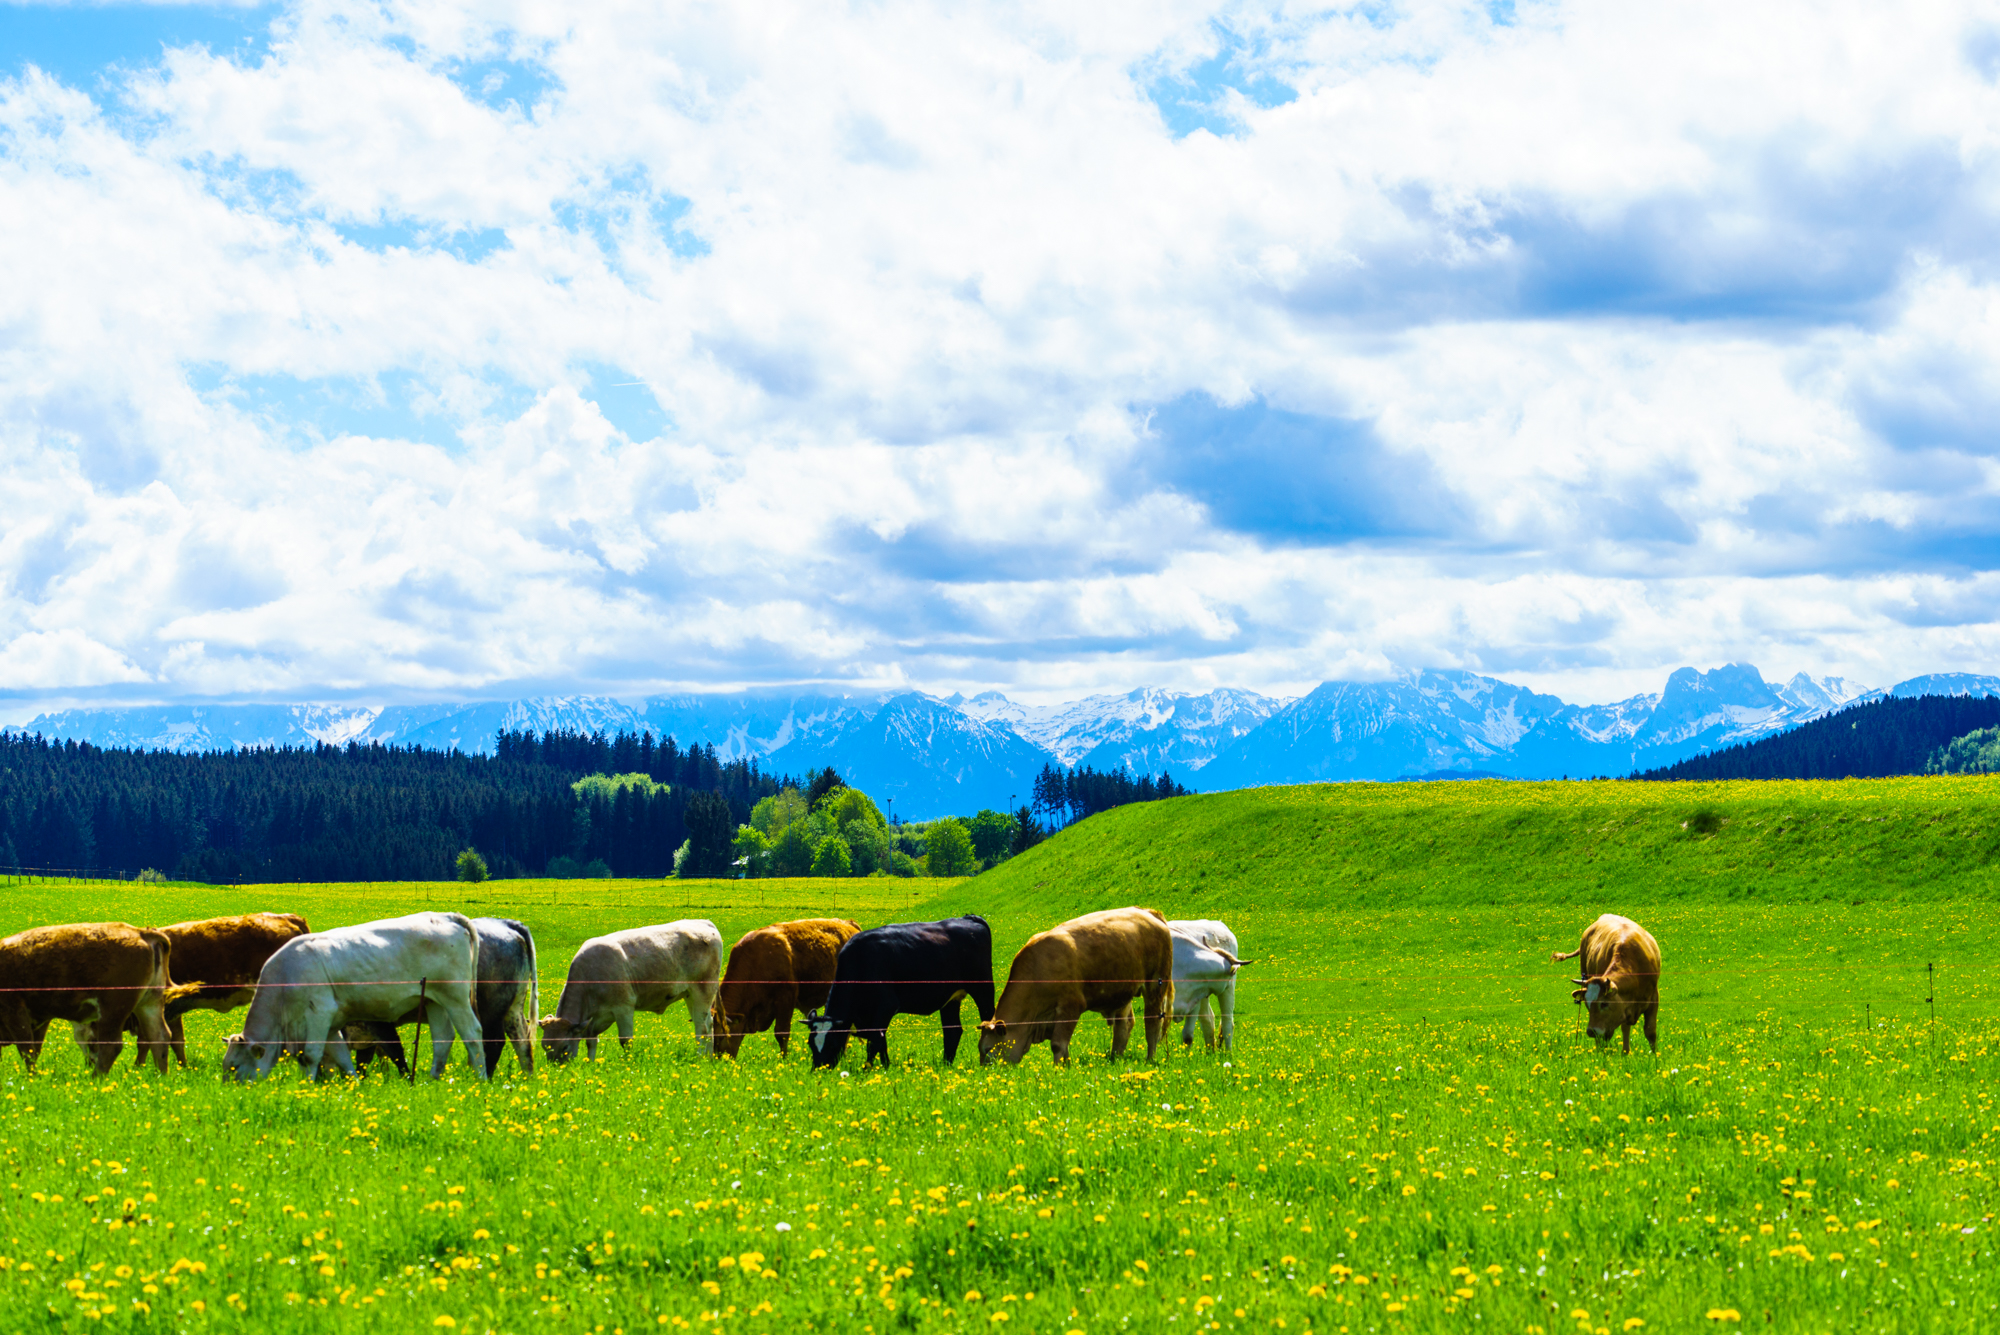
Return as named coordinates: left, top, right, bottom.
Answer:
left=4, top=0, right=2000, bottom=714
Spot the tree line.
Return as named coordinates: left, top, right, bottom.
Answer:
left=1031, top=762, right=1190, bottom=825
left=1635, top=694, right=2000, bottom=782
left=0, top=729, right=783, bottom=882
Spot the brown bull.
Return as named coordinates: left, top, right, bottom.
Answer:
left=123, top=912, right=311, bottom=1067
left=711, top=918, right=861, bottom=1057
left=0, top=922, right=172, bottom=1074
left=977, top=906, right=1174, bottom=1065
left=1552, top=913, right=1661, bottom=1053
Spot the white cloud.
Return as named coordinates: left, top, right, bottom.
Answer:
left=4, top=0, right=2000, bottom=709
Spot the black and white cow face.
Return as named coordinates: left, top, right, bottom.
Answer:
left=804, top=1012, right=836, bottom=1062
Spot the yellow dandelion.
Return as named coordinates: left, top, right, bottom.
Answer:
left=1705, top=1310, right=1741, bottom=1323
left=434, top=1317, right=457, bottom=1329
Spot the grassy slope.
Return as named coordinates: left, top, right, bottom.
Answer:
left=954, top=775, right=2000, bottom=918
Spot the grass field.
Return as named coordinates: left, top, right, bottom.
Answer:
left=4, top=778, right=2000, bottom=1332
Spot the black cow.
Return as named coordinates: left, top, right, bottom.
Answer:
left=804, top=916, right=995, bottom=1068
left=349, top=917, right=539, bottom=1078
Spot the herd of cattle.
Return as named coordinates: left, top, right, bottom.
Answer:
left=0, top=904, right=1664, bottom=1081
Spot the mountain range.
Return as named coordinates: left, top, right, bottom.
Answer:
left=14, top=666, right=1999, bottom=819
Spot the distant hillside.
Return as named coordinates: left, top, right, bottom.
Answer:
left=1636, top=694, right=2000, bottom=781
left=943, top=775, right=2000, bottom=922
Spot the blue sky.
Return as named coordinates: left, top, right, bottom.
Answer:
left=4, top=0, right=2000, bottom=715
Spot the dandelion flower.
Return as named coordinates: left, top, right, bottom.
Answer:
left=1705, top=1310, right=1741, bottom=1323
left=434, top=1317, right=458, bottom=1328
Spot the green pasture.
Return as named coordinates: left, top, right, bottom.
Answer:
left=4, top=777, right=2000, bottom=1332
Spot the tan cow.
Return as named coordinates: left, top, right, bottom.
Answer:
left=0, top=923, right=172, bottom=1074
left=1552, top=913, right=1662, bottom=1053
left=542, top=920, right=723, bottom=1063
left=711, top=918, right=861, bottom=1058
left=122, top=912, right=311, bottom=1067
left=977, top=907, right=1175, bottom=1065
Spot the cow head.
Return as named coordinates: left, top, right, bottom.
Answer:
left=539, top=1015, right=580, bottom=1065
left=708, top=1000, right=746, bottom=1059
left=804, top=1011, right=845, bottom=1069
left=1571, top=974, right=1637, bottom=1044
left=221, top=1032, right=282, bottom=1083
left=976, top=1018, right=1012, bottom=1065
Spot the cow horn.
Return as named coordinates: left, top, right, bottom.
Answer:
left=1570, top=978, right=1587, bottom=987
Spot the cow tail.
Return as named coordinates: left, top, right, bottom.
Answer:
left=524, top=924, right=540, bottom=1043
left=144, top=930, right=172, bottom=988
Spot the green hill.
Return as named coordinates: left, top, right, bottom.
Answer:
left=941, top=774, right=2000, bottom=919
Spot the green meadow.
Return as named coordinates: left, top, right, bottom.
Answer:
left=5, top=776, right=2000, bottom=1333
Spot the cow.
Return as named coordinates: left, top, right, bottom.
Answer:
left=221, top=912, right=484, bottom=1083
left=1168, top=918, right=1250, bottom=1051
left=1552, top=913, right=1662, bottom=1053
left=711, top=918, right=860, bottom=1058
left=121, top=912, right=311, bottom=1067
left=0, top=923, right=172, bottom=1075
left=977, top=907, right=1175, bottom=1066
left=541, top=919, right=722, bottom=1063
left=804, top=915, right=995, bottom=1068
left=343, top=918, right=541, bottom=1078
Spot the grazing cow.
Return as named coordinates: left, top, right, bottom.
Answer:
left=805, top=916, right=996, bottom=1068
left=222, top=912, right=484, bottom=1083
left=541, top=919, right=722, bottom=1063
left=1552, top=914, right=1662, bottom=1053
left=977, top=907, right=1175, bottom=1066
left=712, top=919, right=860, bottom=1058
left=122, top=912, right=311, bottom=1067
left=0, top=923, right=172, bottom=1074
left=345, top=918, right=541, bottom=1078
left=1168, top=919, right=1250, bottom=1051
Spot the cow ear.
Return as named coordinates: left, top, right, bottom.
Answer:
left=1570, top=988, right=1585, bottom=1005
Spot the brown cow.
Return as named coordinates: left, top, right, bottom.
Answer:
left=977, top=907, right=1175, bottom=1066
left=710, top=918, right=861, bottom=1058
left=123, top=913, right=311, bottom=1067
left=1552, top=913, right=1661, bottom=1053
left=0, top=923, right=172, bottom=1074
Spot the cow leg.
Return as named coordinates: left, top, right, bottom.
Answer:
left=1048, top=1014, right=1080, bottom=1065
left=433, top=998, right=485, bottom=1078
left=1216, top=987, right=1235, bottom=1052
left=323, top=1031, right=358, bottom=1078
left=615, top=1010, right=636, bottom=1056
left=479, top=1008, right=509, bottom=1079
left=168, top=1012, right=189, bottom=1068
left=775, top=1012, right=793, bottom=1056
left=688, top=982, right=720, bottom=1050
left=1146, top=980, right=1171, bottom=1063
left=130, top=1003, right=172, bottom=1076
left=80, top=1019, right=124, bottom=1075
left=941, top=997, right=965, bottom=1065
left=1198, top=995, right=1219, bottom=1052
left=1107, top=1005, right=1134, bottom=1060
left=1643, top=1005, right=1659, bottom=1053
left=18, top=1019, right=51, bottom=1074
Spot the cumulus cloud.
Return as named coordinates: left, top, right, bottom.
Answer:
left=4, top=0, right=2000, bottom=710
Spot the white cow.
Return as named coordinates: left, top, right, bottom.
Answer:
left=222, top=912, right=484, bottom=1083
left=540, top=919, right=722, bottom=1062
left=1168, top=918, right=1249, bottom=1051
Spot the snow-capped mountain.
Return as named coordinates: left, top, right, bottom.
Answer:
left=1196, top=669, right=1574, bottom=787
left=954, top=686, right=1285, bottom=773
left=16, top=665, right=2000, bottom=813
